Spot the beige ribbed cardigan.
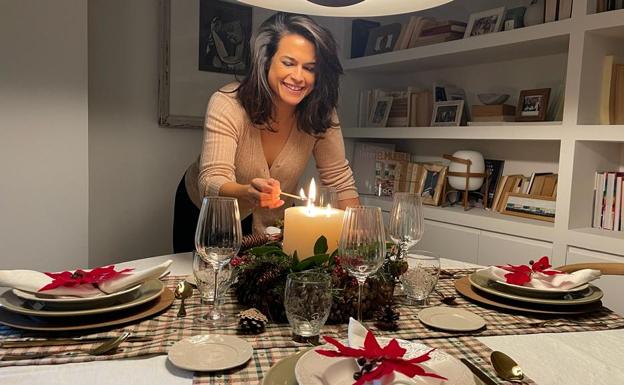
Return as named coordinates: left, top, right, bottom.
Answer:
left=185, top=84, right=358, bottom=234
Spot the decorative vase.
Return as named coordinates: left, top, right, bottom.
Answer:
left=524, top=0, right=545, bottom=26
left=447, top=150, right=485, bottom=191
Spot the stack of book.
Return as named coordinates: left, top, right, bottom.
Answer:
left=410, top=20, right=466, bottom=48
left=593, top=171, right=624, bottom=232
left=393, top=16, right=438, bottom=51
left=600, top=55, right=624, bottom=124
left=471, top=104, right=516, bottom=123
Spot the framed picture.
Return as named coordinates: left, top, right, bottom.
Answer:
left=464, top=7, right=506, bottom=38
left=501, top=192, right=556, bottom=222
left=158, top=0, right=252, bottom=129
left=198, top=0, right=252, bottom=75
left=516, top=88, right=551, bottom=122
left=368, top=96, right=393, bottom=127
left=503, top=7, right=526, bottom=31
left=418, top=163, right=448, bottom=206
left=364, top=23, right=402, bottom=56
left=431, top=100, right=464, bottom=126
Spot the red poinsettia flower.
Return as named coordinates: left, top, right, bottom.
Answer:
left=497, top=256, right=563, bottom=286
left=39, top=265, right=133, bottom=292
left=316, top=331, right=447, bottom=385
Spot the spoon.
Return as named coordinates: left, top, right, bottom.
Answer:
left=175, top=281, right=193, bottom=317
left=1, top=332, right=132, bottom=361
left=490, top=351, right=525, bottom=383
left=435, top=289, right=457, bottom=305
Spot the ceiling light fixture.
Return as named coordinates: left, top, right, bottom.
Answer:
left=234, top=0, right=453, bottom=17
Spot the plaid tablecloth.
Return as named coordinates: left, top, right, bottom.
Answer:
left=1, top=272, right=623, bottom=384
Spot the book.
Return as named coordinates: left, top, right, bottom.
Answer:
left=409, top=90, right=433, bottom=127
left=406, top=18, right=439, bottom=48
left=351, top=19, right=380, bottom=58
left=421, top=21, right=467, bottom=36
left=492, top=175, right=508, bottom=211
left=472, top=104, right=516, bottom=117
left=558, top=0, right=573, bottom=20
left=615, top=176, right=622, bottom=231
left=482, top=159, right=505, bottom=209
left=597, top=0, right=607, bottom=12
left=612, top=64, right=624, bottom=124
left=410, top=32, right=463, bottom=48
left=593, top=172, right=606, bottom=228
left=545, top=0, right=559, bottom=22
left=603, top=172, right=616, bottom=230
left=395, top=16, right=421, bottom=51
left=599, top=55, right=624, bottom=124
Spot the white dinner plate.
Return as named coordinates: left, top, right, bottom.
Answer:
left=0, top=280, right=164, bottom=317
left=418, top=306, right=486, bottom=332
left=474, top=270, right=589, bottom=297
left=168, top=335, right=253, bottom=372
left=12, top=284, right=142, bottom=309
left=295, top=338, right=476, bottom=385
left=468, top=274, right=603, bottom=306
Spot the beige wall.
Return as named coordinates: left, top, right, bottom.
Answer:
left=0, top=0, right=89, bottom=270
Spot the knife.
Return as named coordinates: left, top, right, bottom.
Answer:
left=460, top=358, right=499, bottom=385
left=1, top=335, right=153, bottom=348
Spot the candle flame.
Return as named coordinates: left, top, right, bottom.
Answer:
left=308, top=179, right=317, bottom=206
left=299, top=188, right=307, bottom=200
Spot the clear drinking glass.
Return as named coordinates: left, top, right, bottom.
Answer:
left=317, top=186, right=338, bottom=207
left=192, top=251, right=237, bottom=305
left=194, top=196, right=242, bottom=326
left=338, top=206, right=386, bottom=321
left=400, top=250, right=440, bottom=306
left=284, top=271, right=333, bottom=344
left=388, top=193, right=424, bottom=260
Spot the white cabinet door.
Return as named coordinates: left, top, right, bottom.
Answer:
left=418, top=220, right=479, bottom=264
left=478, top=231, right=553, bottom=267
left=566, top=247, right=624, bottom=316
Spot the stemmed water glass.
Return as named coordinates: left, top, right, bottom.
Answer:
left=388, top=193, right=424, bottom=260
left=338, top=206, right=386, bottom=321
left=194, top=196, right=242, bottom=326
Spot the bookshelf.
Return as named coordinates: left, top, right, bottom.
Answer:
left=335, top=0, right=624, bottom=267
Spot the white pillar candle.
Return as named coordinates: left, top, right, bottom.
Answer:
left=282, top=206, right=345, bottom=260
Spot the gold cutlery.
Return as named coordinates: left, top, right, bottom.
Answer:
left=460, top=358, right=499, bottom=385
left=1, top=332, right=131, bottom=361
left=491, top=351, right=526, bottom=383
left=1, top=335, right=152, bottom=348
left=174, top=281, right=193, bottom=317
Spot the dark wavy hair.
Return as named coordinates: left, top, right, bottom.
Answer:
left=235, top=13, right=343, bottom=136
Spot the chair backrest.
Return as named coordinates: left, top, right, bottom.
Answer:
left=556, top=263, right=624, bottom=275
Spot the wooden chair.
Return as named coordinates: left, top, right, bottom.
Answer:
left=556, top=263, right=624, bottom=275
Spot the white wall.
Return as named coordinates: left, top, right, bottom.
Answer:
left=88, top=0, right=204, bottom=266
left=0, top=0, right=89, bottom=270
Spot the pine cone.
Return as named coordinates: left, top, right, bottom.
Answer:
left=374, top=304, right=400, bottom=331
left=241, top=233, right=270, bottom=251
left=238, top=308, right=268, bottom=334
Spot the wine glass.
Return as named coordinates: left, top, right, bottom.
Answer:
left=194, top=196, right=242, bottom=326
left=388, top=193, right=424, bottom=260
left=338, top=206, right=386, bottom=321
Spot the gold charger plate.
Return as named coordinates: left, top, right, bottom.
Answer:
left=0, top=288, right=174, bottom=331
left=262, top=348, right=311, bottom=385
left=455, top=276, right=603, bottom=315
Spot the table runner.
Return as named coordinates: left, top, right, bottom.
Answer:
left=1, top=272, right=622, bottom=383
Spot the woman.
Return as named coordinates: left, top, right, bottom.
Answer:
left=173, top=13, right=359, bottom=253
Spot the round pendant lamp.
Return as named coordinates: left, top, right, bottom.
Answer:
left=234, top=0, right=453, bottom=17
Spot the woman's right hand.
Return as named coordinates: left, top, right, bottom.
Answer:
left=245, top=178, right=284, bottom=209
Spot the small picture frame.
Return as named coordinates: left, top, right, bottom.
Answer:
left=464, top=7, right=506, bottom=38
left=503, top=6, right=526, bottom=31
left=501, top=192, right=556, bottom=222
left=368, top=96, right=393, bottom=127
left=418, top=163, right=448, bottom=206
left=364, top=23, right=402, bottom=56
left=431, top=100, right=464, bottom=126
left=516, top=88, right=551, bottom=122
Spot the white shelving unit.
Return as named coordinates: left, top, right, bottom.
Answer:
left=337, top=0, right=624, bottom=266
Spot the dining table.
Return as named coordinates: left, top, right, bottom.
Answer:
left=1, top=252, right=624, bottom=385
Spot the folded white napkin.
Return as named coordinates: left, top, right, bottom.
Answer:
left=0, top=260, right=172, bottom=297
left=477, top=266, right=601, bottom=290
